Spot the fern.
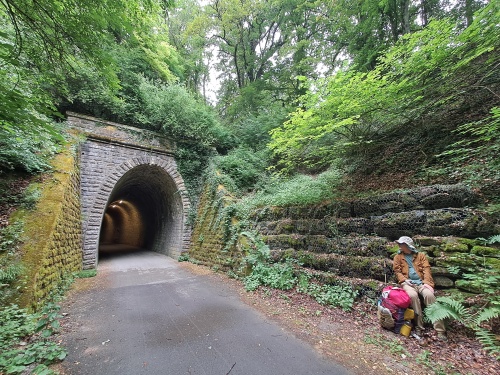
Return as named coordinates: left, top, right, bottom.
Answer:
left=474, top=328, right=499, bottom=359
left=426, top=297, right=500, bottom=357
left=425, top=297, right=471, bottom=324
left=485, top=234, right=500, bottom=245
left=475, top=306, right=500, bottom=326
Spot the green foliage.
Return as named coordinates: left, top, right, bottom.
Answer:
left=0, top=263, right=23, bottom=284
left=436, top=107, right=500, bottom=185
left=239, top=231, right=271, bottom=266
left=0, top=220, right=25, bottom=304
left=74, top=269, right=97, bottom=279
left=301, top=282, right=358, bottom=311
left=0, top=125, right=61, bottom=174
left=1, top=0, right=185, bottom=179
left=21, top=186, right=41, bottom=210
left=238, top=168, right=342, bottom=209
left=239, top=231, right=297, bottom=291
left=269, top=3, right=498, bottom=175
left=425, top=269, right=500, bottom=357
left=0, top=304, right=66, bottom=375
left=214, top=147, right=269, bottom=192
left=425, top=296, right=471, bottom=322
left=178, top=253, right=190, bottom=262
left=239, top=232, right=358, bottom=310
left=0, top=221, right=24, bottom=255
left=244, top=261, right=297, bottom=292
left=478, top=234, right=500, bottom=246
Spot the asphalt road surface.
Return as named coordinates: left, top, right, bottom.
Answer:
left=60, top=250, right=352, bottom=375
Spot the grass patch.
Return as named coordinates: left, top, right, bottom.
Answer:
left=245, top=168, right=342, bottom=208
left=74, top=269, right=97, bottom=279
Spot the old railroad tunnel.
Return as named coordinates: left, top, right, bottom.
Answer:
left=68, top=112, right=191, bottom=269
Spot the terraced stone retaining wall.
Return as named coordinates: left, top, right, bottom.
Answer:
left=189, top=183, right=499, bottom=294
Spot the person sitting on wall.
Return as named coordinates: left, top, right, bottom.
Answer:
left=393, top=236, right=447, bottom=341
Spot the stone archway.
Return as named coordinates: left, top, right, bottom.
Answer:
left=68, top=113, right=191, bottom=270
left=81, top=156, right=190, bottom=269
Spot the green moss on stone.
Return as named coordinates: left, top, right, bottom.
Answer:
left=442, top=241, right=469, bottom=253
left=484, top=257, right=500, bottom=270
left=415, top=236, right=442, bottom=246
left=471, top=245, right=499, bottom=258
left=455, top=279, right=484, bottom=294
left=387, top=244, right=399, bottom=255
left=18, top=143, right=82, bottom=310
left=457, top=238, right=480, bottom=249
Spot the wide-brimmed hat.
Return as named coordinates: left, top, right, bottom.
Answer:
left=395, top=236, right=416, bottom=250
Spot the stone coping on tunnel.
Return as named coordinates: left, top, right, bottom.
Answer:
left=67, top=112, right=175, bottom=153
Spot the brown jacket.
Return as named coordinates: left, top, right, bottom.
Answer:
left=393, top=252, right=435, bottom=288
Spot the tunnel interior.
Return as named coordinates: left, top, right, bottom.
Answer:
left=98, top=164, right=183, bottom=260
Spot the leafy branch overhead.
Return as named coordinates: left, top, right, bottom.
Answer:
left=269, top=3, right=499, bottom=174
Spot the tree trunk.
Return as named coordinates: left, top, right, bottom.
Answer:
left=465, top=0, right=474, bottom=27
left=402, top=0, right=411, bottom=34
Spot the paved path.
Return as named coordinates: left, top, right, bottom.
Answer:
left=60, top=251, right=351, bottom=375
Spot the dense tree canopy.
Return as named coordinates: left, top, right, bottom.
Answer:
left=0, top=0, right=497, bottom=195
left=268, top=2, right=499, bottom=175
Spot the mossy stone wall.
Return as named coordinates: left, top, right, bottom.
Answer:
left=19, top=146, right=82, bottom=309
left=188, top=183, right=242, bottom=270
left=189, top=182, right=499, bottom=295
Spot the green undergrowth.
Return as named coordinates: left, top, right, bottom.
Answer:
left=425, top=263, right=500, bottom=358
left=0, top=275, right=74, bottom=375
left=74, top=269, right=97, bottom=279
left=237, top=231, right=360, bottom=311
left=238, top=167, right=343, bottom=210
left=0, top=221, right=25, bottom=291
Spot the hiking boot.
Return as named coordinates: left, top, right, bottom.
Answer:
left=437, top=332, right=448, bottom=341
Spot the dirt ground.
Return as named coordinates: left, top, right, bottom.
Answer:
left=179, top=262, right=498, bottom=375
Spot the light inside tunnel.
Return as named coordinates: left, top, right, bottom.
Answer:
left=98, top=164, right=183, bottom=259
left=100, top=200, right=144, bottom=250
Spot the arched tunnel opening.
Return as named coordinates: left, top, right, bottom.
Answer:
left=98, top=164, right=183, bottom=261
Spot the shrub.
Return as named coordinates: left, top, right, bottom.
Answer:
left=214, top=147, right=268, bottom=192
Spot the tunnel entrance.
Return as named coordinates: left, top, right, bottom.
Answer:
left=97, top=164, right=184, bottom=261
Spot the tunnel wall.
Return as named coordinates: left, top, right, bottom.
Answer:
left=20, top=145, right=82, bottom=309
left=68, top=113, right=191, bottom=269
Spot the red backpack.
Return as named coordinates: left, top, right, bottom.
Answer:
left=382, top=286, right=411, bottom=309
left=378, top=286, right=411, bottom=333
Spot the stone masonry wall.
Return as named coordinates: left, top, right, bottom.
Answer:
left=68, top=113, right=191, bottom=268
left=188, top=184, right=241, bottom=270
left=66, top=111, right=175, bottom=150
left=189, top=182, right=499, bottom=295
left=20, top=146, right=82, bottom=309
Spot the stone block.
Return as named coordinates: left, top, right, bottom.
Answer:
left=434, top=275, right=454, bottom=288
left=471, top=245, right=499, bottom=258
